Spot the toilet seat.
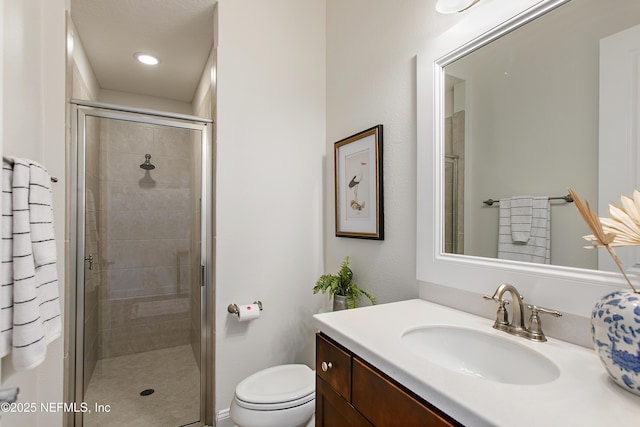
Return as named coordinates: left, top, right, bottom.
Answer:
left=235, top=391, right=315, bottom=411
left=234, top=364, right=315, bottom=410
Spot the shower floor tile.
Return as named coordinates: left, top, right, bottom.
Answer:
left=84, top=344, right=201, bottom=427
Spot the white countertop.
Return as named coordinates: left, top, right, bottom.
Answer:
left=312, top=299, right=640, bottom=427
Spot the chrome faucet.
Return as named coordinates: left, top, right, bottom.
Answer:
left=483, top=283, right=562, bottom=342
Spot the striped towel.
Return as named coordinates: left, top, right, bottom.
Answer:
left=1, top=160, right=14, bottom=357
left=498, top=196, right=551, bottom=264
left=509, top=196, right=533, bottom=243
left=27, top=160, right=61, bottom=349
left=2, top=157, right=61, bottom=370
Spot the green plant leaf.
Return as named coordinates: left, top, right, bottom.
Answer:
left=312, top=256, right=376, bottom=307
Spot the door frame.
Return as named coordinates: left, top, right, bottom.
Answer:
left=68, top=100, right=214, bottom=427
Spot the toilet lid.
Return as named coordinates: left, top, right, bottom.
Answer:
left=235, top=364, right=315, bottom=405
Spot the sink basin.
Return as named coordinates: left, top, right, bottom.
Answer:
left=401, top=326, right=560, bottom=385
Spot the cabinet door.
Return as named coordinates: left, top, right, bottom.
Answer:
left=352, top=358, right=461, bottom=427
left=316, top=334, right=352, bottom=400
left=316, top=376, right=373, bottom=427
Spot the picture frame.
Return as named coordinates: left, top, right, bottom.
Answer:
left=334, top=125, right=384, bottom=240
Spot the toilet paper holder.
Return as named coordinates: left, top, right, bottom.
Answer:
left=227, top=301, right=263, bottom=316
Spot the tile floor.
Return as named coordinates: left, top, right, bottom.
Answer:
left=84, top=345, right=201, bottom=426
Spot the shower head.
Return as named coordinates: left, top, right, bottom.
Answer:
left=140, top=154, right=155, bottom=170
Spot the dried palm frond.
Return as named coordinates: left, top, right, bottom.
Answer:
left=568, top=188, right=638, bottom=293
left=599, top=190, right=640, bottom=246
left=568, top=188, right=616, bottom=247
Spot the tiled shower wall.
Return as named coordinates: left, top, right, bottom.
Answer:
left=97, top=119, right=199, bottom=359
left=444, top=111, right=465, bottom=254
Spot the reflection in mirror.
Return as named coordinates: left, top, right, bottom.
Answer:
left=440, top=0, right=640, bottom=272
left=443, top=84, right=465, bottom=255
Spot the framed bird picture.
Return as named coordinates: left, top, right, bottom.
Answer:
left=334, top=125, right=384, bottom=240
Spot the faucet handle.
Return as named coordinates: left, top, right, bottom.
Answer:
left=483, top=294, right=511, bottom=303
left=483, top=294, right=510, bottom=306
left=526, top=304, right=562, bottom=342
left=527, top=304, right=562, bottom=318
left=483, top=295, right=510, bottom=326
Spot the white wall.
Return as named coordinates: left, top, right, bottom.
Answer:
left=324, top=1, right=457, bottom=308
left=68, top=17, right=99, bottom=101
left=1, top=1, right=66, bottom=426
left=192, top=47, right=216, bottom=119
left=214, top=0, right=326, bottom=418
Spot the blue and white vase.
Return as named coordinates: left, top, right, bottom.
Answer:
left=591, top=289, right=640, bottom=396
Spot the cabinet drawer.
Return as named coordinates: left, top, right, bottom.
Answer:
left=352, top=358, right=460, bottom=427
left=316, top=333, right=351, bottom=400
left=316, top=375, right=373, bottom=427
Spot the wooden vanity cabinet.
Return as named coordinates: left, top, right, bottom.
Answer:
left=316, top=333, right=462, bottom=427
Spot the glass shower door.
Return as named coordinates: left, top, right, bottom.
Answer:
left=75, top=108, right=209, bottom=427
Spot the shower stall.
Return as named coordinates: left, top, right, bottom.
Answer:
left=70, top=101, right=213, bottom=427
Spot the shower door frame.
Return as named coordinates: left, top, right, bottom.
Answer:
left=69, top=100, right=214, bottom=427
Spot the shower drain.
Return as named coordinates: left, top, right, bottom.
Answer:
left=140, top=389, right=155, bottom=396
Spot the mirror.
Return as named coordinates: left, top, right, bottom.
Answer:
left=417, top=0, right=640, bottom=317
left=440, top=0, right=640, bottom=270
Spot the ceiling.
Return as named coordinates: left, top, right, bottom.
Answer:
left=70, top=0, right=215, bottom=103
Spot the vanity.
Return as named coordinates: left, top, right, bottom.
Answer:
left=315, top=332, right=460, bottom=427
left=313, top=299, right=640, bottom=426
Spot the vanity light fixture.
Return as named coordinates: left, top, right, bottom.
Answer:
left=135, top=53, right=160, bottom=66
left=435, top=0, right=479, bottom=14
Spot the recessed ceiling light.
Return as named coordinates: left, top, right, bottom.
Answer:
left=135, top=53, right=159, bottom=66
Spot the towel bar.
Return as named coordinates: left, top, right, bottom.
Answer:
left=3, top=156, right=58, bottom=183
left=483, top=194, right=573, bottom=206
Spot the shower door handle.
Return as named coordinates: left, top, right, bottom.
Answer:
left=85, top=254, right=94, bottom=270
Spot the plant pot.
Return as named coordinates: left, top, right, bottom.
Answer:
left=333, top=295, right=348, bottom=311
left=591, top=289, right=640, bottom=396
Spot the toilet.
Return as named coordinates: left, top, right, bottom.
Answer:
left=230, top=364, right=315, bottom=427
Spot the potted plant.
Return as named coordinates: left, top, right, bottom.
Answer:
left=313, top=256, right=376, bottom=310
